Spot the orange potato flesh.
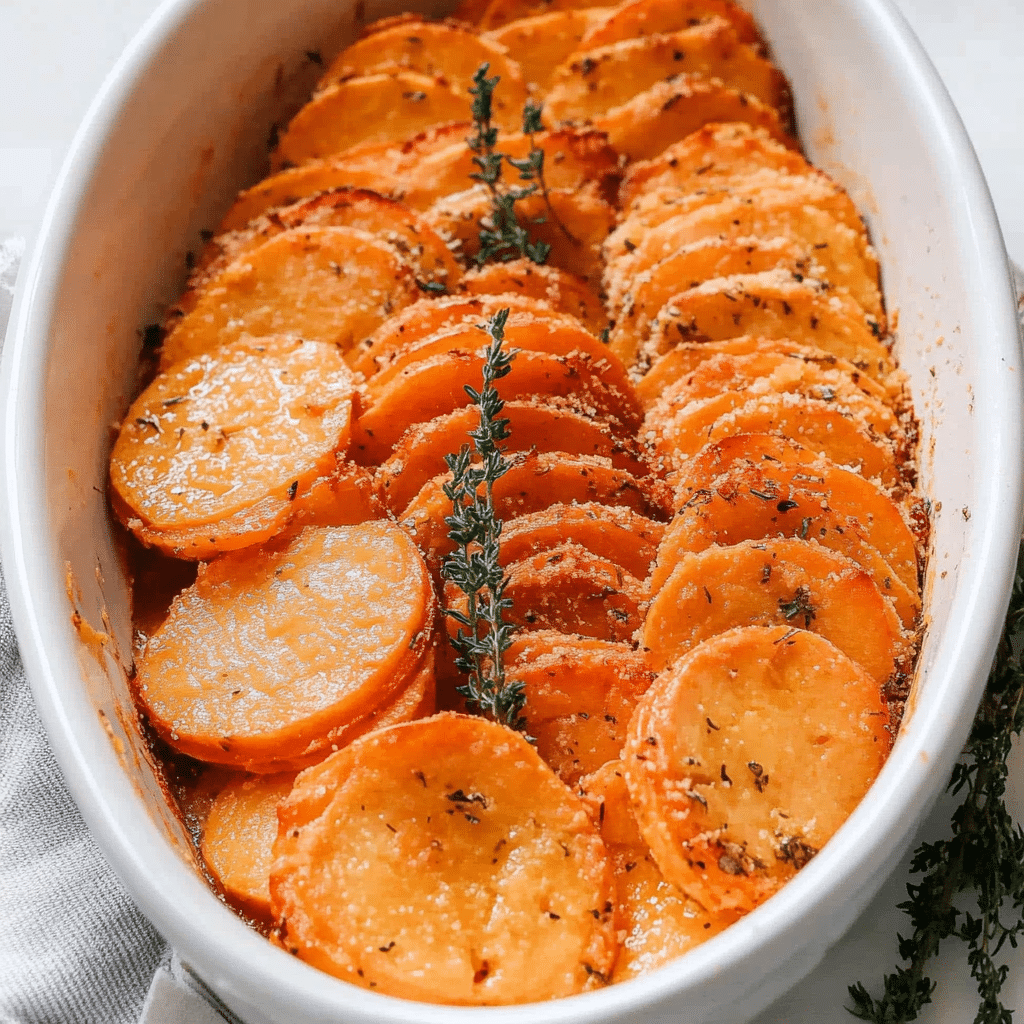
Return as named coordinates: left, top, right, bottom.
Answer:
left=358, top=349, right=641, bottom=463
left=160, top=227, right=418, bottom=369
left=672, top=433, right=923, bottom=591
left=271, top=72, right=478, bottom=169
left=276, top=462, right=385, bottom=539
left=270, top=714, right=618, bottom=1003
left=642, top=537, right=906, bottom=683
left=401, top=451, right=672, bottom=567
left=593, top=78, right=795, bottom=163
left=579, top=761, right=728, bottom=979
left=135, top=523, right=434, bottom=771
left=375, top=401, right=652, bottom=515
left=625, top=626, right=891, bottom=915
left=578, top=0, right=761, bottom=48
left=477, top=0, right=624, bottom=30
left=457, top=259, right=608, bottom=335
left=110, top=336, right=354, bottom=559
left=546, top=21, right=789, bottom=125
left=498, top=502, right=664, bottom=580
left=504, top=633, right=654, bottom=785
left=483, top=10, right=613, bottom=93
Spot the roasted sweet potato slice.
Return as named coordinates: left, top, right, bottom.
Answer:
left=546, top=21, right=789, bottom=125
left=375, top=402, right=652, bottom=514
left=134, top=523, right=434, bottom=771
left=401, top=451, right=671, bottom=566
left=593, top=77, right=794, bottom=163
left=483, top=9, right=612, bottom=92
left=270, top=713, right=618, bottom=1003
left=276, top=461, right=385, bottom=538
left=499, top=503, right=664, bottom=580
left=160, top=226, right=419, bottom=368
left=618, top=121, right=811, bottom=207
left=579, top=761, right=728, bottom=979
left=625, top=626, right=891, bottom=915
left=579, top=0, right=761, bottom=48
left=503, top=633, right=654, bottom=784
left=477, top=0, right=619, bottom=30
left=458, top=259, right=608, bottom=334
left=426, top=183, right=615, bottom=290
left=643, top=537, right=906, bottom=683
left=110, top=336, right=354, bottom=559
left=272, top=72, right=474, bottom=169
left=401, top=128, right=618, bottom=210
left=358, top=348, right=640, bottom=462
left=317, top=21, right=529, bottom=124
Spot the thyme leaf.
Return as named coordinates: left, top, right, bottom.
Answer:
left=847, top=542, right=1024, bottom=1024
left=440, top=308, right=530, bottom=737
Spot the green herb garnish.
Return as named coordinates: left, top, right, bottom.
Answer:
left=440, top=308, right=529, bottom=735
left=467, top=64, right=551, bottom=266
left=848, top=542, right=1024, bottom=1024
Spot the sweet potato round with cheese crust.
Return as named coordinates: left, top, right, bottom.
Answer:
left=577, top=0, right=761, bottom=48
left=270, top=713, right=618, bottom=1003
left=624, top=626, right=891, bottom=915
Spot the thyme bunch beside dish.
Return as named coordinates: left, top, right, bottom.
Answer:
left=847, top=543, right=1024, bottom=1024
left=440, top=308, right=529, bottom=736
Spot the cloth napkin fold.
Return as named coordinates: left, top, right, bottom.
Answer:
left=1, top=238, right=1022, bottom=1024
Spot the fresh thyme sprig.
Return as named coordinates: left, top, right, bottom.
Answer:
left=467, top=64, right=551, bottom=266
left=440, top=308, right=529, bottom=735
left=847, top=542, right=1024, bottom=1024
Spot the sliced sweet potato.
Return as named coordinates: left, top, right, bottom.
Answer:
left=270, top=713, right=618, bottom=1003
left=272, top=72, right=475, bottom=170
left=401, top=128, right=619, bottom=211
left=624, top=626, right=891, bottom=915
left=375, top=402, right=652, bottom=514
left=277, top=461, right=385, bottom=537
left=579, top=761, right=728, bottom=979
left=458, top=259, right=608, bottom=334
left=546, top=21, right=790, bottom=125
left=618, top=121, right=811, bottom=207
left=579, top=0, right=761, bottom=48
left=499, top=503, right=664, bottom=580
left=503, top=633, right=654, bottom=784
left=477, top=0, right=621, bottom=30
left=358, top=348, right=641, bottom=462
left=110, top=336, right=354, bottom=559
left=642, top=537, right=907, bottom=683
left=401, top=451, right=672, bottom=567
left=483, top=9, right=612, bottom=92
left=593, top=77, right=795, bottom=163
left=317, top=21, right=529, bottom=125
left=160, top=226, right=419, bottom=369
left=134, top=523, right=435, bottom=771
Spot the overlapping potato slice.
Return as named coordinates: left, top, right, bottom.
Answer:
left=483, top=9, right=612, bottom=92
left=317, top=20, right=529, bottom=124
left=358, top=348, right=640, bottom=462
left=579, top=761, right=727, bottom=979
left=546, top=21, right=789, bottom=125
left=426, top=183, right=615, bottom=289
left=624, top=626, right=891, bottom=915
left=110, top=336, right=354, bottom=559
left=401, top=451, right=671, bottom=566
left=593, top=77, right=794, bottom=162
left=475, top=0, right=617, bottom=30
left=618, top=121, right=811, bottom=207
left=275, top=462, right=385, bottom=538
left=457, top=259, right=608, bottom=334
left=499, top=503, right=664, bottom=579
left=270, top=714, right=618, bottom=1003
left=401, top=128, right=618, bottom=210
left=504, top=633, right=654, bottom=785
left=134, top=523, right=434, bottom=771
left=375, top=401, right=651, bottom=514
left=160, top=226, right=419, bottom=368
left=643, top=537, right=906, bottom=682
left=272, top=72, right=474, bottom=169
left=578, top=0, right=761, bottom=48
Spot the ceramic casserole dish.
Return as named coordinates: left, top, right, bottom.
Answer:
left=2, top=0, right=1022, bottom=1020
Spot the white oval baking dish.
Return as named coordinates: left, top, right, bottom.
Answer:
left=2, top=0, right=1022, bottom=1021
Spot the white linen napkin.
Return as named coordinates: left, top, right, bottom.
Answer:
left=0, top=235, right=1022, bottom=1023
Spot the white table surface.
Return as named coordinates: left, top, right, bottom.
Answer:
left=2, top=1, right=1023, bottom=1021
